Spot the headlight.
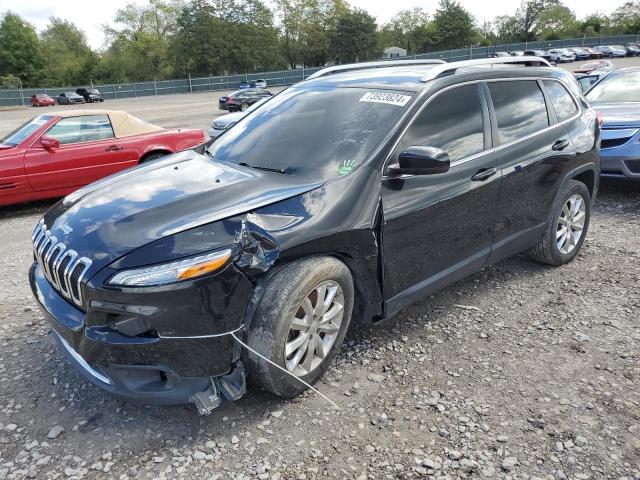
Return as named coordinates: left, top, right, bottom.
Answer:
left=108, top=249, right=232, bottom=287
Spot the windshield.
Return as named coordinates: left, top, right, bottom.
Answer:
left=207, top=86, right=413, bottom=179
left=586, top=71, right=640, bottom=103
left=1, top=115, right=52, bottom=146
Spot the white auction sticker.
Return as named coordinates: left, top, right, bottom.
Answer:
left=360, top=91, right=412, bottom=107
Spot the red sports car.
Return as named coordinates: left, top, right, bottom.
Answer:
left=31, top=94, right=55, bottom=107
left=0, top=110, right=205, bottom=207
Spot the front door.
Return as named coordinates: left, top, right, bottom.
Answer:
left=382, top=82, right=502, bottom=316
left=24, top=114, right=134, bottom=192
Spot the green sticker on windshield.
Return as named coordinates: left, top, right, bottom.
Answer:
left=338, top=159, right=358, bottom=175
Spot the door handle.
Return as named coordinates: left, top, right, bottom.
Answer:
left=105, top=145, right=123, bottom=151
left=552, top=139, right=570, bottom=151
left=471, top=167, right=497, bottom=181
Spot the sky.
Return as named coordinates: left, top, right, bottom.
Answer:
left=0, top=0, right=630, bottom=50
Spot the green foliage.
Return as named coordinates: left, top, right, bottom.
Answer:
left=0, top=73, right=21, bottom=88
left=380, top=8, right=430, bottom=54
left=610, top=2, right=640, bottom=34
left=41, top=18, right=98, bottom=86
left=432, top=0, right=477, bottom=50
left=330, top=8, right=379, bottom=63
left=0, top=12, right=44, bottom=86
left=538, top=4, right=580, bottom=40
left=0, top=1, right=638, bottom=88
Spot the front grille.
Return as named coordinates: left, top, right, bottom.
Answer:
left=625, top=159, right=640, bottom=173
left=601, top=137, right=632, bottom=149
left=32, top=219, right=92, bottom=307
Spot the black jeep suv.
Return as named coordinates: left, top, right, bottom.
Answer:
left=29, top=57, right=600, bottom=413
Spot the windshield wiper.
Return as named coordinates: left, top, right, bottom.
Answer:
left=238, top=162, right=287, bottom=174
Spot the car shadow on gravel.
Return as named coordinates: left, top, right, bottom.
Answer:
left=0, top=199, right=56, bottom=220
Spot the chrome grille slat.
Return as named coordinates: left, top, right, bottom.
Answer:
left=31, top=221, right=91, bottom=308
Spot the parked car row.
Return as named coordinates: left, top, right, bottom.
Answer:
left=31, top=88, right=104, bottom=107
left=490, top=44, right=640, bottom=62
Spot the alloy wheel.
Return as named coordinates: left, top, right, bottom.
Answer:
left=556, top=194, right=586, bottom=255
left=284, top=280, right=344, bottom=377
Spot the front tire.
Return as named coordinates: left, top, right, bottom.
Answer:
left=529, top=180, right=591, bottom=266
left=244, top=257, right=354, bottom=398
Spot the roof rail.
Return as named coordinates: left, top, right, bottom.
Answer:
left=420, top=56, right=552, bottom=82
left=305, top=59, right=447, bottom=80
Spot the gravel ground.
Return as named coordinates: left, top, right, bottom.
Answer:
left=0, top=178, right=638, bottom=480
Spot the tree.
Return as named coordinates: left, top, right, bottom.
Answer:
left=581, top=13, right=609, bottom=34
left=610, top=2, right=640, bottom=34
left=331, top=8, right=378, bottom=63
left=380, top=8, right=430, bottom=54
left=538, top=4, right=579, bottom=40
left=432, top=0, right=477, bottom=50
left=0, top=12, right=44, bottom=86
left=274, top=0, right=348, bottom=68
left=493, top=15, right=522, bottom=43
left=41, top=18, right=98, bottom=86
left=103, top=0, right=181, bottom=81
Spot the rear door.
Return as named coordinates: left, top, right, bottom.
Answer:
left=486, top=79, right=578, bottom=262
left=382, top=83, right=502, bottom=315
left=24, top=114, right=137, bottom=192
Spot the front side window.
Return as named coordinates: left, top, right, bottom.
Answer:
left=46, top=115, right=115, bottom=145
left=488, top=80, right=549, bottom=144
left=543, top=80, right=578, bottom=122
left=394, top=84, right=485, bottom=163
left=207, top=86, right=413, bottom=179
left=586, top=71, right=640, bottom=103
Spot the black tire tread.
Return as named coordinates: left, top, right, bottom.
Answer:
left=528, top=179, right=591, bottom=266
left=244, top=256, right=354, bottom=398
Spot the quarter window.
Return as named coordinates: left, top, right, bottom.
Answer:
left=395, top=84, right=485, bottom=163
left=488, top=81, right=549, bottom=144
left=46, top=115, right=115, bottom=145
left=543, top=80, right=578, bottom=122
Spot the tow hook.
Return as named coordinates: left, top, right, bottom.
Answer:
left=189, top=362, right=247, bottom=415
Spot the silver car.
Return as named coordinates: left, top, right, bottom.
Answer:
left=208, top=97, right=269, bottom=139
left=586, top=67, right=640, bottom=180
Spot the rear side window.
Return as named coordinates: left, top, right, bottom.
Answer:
left=395, top=84, right=485, bottom=163
left=544, top=80, right=578, bottom=122
left=46, top=115, right=115, bottom=145
left=488, top=81, right=549, bottom=144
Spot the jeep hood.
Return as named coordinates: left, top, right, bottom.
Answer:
left=42, top=150, right=323, bottom=271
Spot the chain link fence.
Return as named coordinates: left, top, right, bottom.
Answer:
left=2, top=34, right=639, bottom=107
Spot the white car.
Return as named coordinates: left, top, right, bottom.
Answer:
left=254, top=79, right=267, bottom=88
left=549, top=48, right=575, bottom=63
left=207, top=97, right=269, bottom=139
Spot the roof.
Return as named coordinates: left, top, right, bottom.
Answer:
left=302, top=57, right=555, bottom=91
left=48, top=110, right=164, bottom=138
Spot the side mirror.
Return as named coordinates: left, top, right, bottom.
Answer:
left=388, top=146, right=450, bottom=176
left=40, top=136, right=60, bottom=150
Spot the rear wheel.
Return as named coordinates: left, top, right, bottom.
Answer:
left=140, top=151, right=169, bottom=163
left=240, top=103, right=249, bottom=112
left=529, top=180, right=591, bottom=266
left=244, top=257, right=354, bottom=398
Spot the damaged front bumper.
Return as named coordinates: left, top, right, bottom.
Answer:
left=29, top=260, right=252, bottom=409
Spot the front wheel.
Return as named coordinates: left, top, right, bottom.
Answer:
left=529, top=180, right=591, bottom=266
left=244, top=257, right=354, bottom=398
